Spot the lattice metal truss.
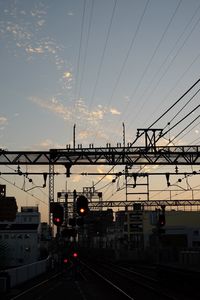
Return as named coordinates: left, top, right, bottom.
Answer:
left=59, top=199, right=200, bottom=213
left=0, top=145, right=200, bottom=166
left=1, top=145, right=200, bottom=226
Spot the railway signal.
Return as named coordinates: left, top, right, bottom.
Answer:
left=52, top=203, right=64, bottom=226
left=73, top=252, right=78, bottom=258
left=158, top=205, right=166, bottom=227
left=63, top=258, right=68, bottom=264
left=157, top=205, right=166, bottom=235
left=158, top=214, right=165, bottom=227
left=76, top=195, right=88, bottom=216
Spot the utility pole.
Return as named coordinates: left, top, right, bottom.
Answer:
left=73, top=124, right=76, bottom=149
left=122, top=122, right=125, bottom=148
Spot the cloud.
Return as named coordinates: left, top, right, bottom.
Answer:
left=30, top=96, right=72, bottom=120
left=0, top=116, right=7, bottom=125
left=88, top=109, right=105, bottom=120
left=61, top=71, right=73, bottom=90
left=0, top=3, right=66, bottom=73
left=110, top=108, right=121, bottom=115
left=78, top=130, right=91, bottom=139
left=37, top=20, right=45, bottom=27
left=67, top=11, right=74, bottom=16
left=124, top=96, right=130, bottom=103
left=30, top=96, right=124, bottom=145
left=63, top=72, right=72, bottom=79
left=31, top=139, right=64, bottom=150
left=30, top=96, right=108, bottom=124
left=96, top=166, right=113, bottom=181
left=39, top=139, right=54, bottom=148
left=71, top=174, right=81, bottom=183
left=25, top=46, right=44, bottom=54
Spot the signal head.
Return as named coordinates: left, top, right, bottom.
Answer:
left=158, top=214, right=165, bottom=227
left=76, top=195, right=88, bottom=216
left=73, top=252, right=78, bottom=258
left=52, top=203, right=64, bottom=226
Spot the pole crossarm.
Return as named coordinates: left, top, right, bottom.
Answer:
left=0, top=145, right=200, bottom=166
left=89, top=199, right=200, bottom=207
left=63, top=199, right=200, bottom=210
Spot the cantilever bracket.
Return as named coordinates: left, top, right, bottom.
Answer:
left=64, top=163, right=71, bottom=177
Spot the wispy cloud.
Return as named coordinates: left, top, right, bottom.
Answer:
left=110, top=108, right=121, bottom=115
left=30, top=96, right=72, bottom=120
left=30, top=96, right=120, bottom=124
left=97, top=166, right=113, bottom=181
left=30, top=138, right=64, bottom=150
left=25, top=46, right=44, bottom=54
left=0, top=116, right=8, bottom=125
left=29, top=96, right=123, bottom=147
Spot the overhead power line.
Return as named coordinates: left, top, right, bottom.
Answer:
left=166, top=113, right=200, bottom=145
left=164, top=87, right=200, bottom=130
left=88, top=0, right=117, bottom=110
left=149, top=78, right=200, bottom=129
left=130, top=4, right=200, bottom=128
left=74, top=0, right=87, bottom=101
left=107, top=0, right=150, bottom=108
left=77, top=0, right=94, bottom=100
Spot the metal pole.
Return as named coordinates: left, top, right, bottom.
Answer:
left=73, top=124, right=76, bottom=149
left=122, top=122, right=125, bottom=147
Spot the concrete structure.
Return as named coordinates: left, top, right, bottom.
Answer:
left=113, top=208, right=200, bottom=249
left=78, top=209, right=114, bottom=248
left=0, top=206, right=41, bottom=268
left=39, top=222, right=52, bottom=259
left=84, top=206, right=200, bottom=264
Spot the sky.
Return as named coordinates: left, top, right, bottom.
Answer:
left=0, top=0, right=200, bottom=222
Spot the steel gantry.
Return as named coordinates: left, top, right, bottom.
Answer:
left=66, top=199, right=200, bottom=211
left=1, top=144, right=200, bottom=226
left=0, top=145, right=200, bottom=166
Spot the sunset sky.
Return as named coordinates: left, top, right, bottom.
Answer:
left=0, top=0, right=200, bottom=222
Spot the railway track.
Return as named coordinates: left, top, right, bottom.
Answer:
left=81, top=260, right=176, bottom=300
left=3, top=259, right=199, bottom=300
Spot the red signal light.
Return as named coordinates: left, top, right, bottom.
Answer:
left=52, top=203, right=64, bottom=226
left=54, top=217, right=61, bottom=223
left=73, top=252, right=78, bottom=258
left=158, top=214, right=165, bottom=227
left=63, top=258, right=68, bottom=264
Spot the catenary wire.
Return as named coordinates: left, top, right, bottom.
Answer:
left=74, top=2, right=197, bottom=199
left=91, top=81, right=200, bottom=194
left=176, top=119, right=200, bottom=144
left=0, top=176, right=48, bottom=206
left=143, top=51, right=200, bottom=130
left=166, top=113, right=200, bottom=145
left=77, top=0, right=94, bottom=101
left=163, top=87, right=200, bottom=131
left=126, top=4, right=200, bottom=130
left=107, top=0, right=150, bottom=108
left=74, top=0, right=87, bottom=102
left=158, top=104, right=199, bottom=141
left=125, top=0, right=183, bottom=127
left=92, top=79, right=200, bottom=198
left=87, top=0, right=117, bottom=111
left=149, top=78, right=200, bottom=129
left=91, top=0, right=150, bottom=145
left=114, top=3, right=200, bottom=131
